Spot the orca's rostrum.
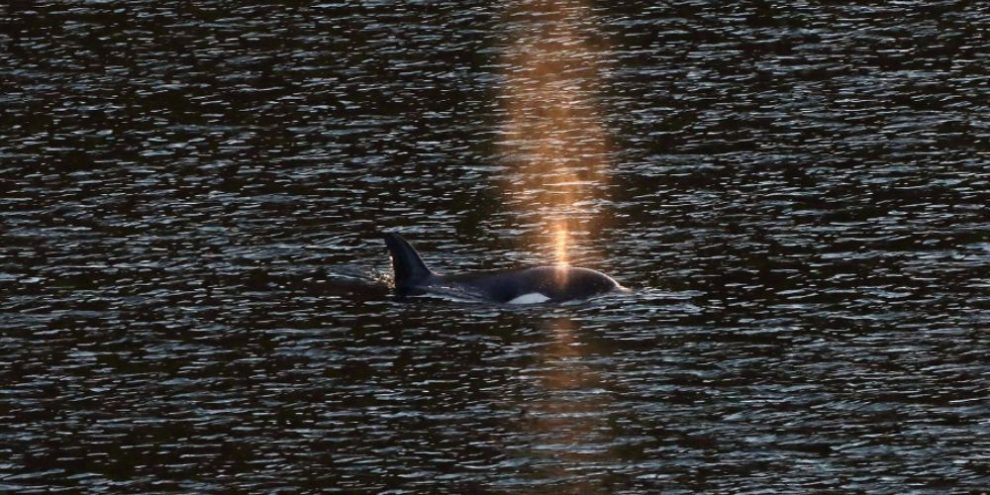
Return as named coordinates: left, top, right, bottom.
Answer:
left=383, top=232, right=626, bottom=304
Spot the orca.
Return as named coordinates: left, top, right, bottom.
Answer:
left=383, top=232, right=626, bottom=303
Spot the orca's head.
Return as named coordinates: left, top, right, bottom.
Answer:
left=544, top=266, right=622, bottom=301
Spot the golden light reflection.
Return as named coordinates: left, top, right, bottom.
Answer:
left=499, top=0, right=609, bottom=266
left=517, top=317, right=614, bottom=491
left=554, top=220, right=569, bottom=267
left=499, top=2, right=613, bottom=485
left=554, top=219, right=570, bottom=285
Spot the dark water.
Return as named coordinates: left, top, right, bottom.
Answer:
left=2, top=1, right=990, bottom=493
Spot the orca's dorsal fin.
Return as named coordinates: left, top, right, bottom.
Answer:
left=383, top=232, right=433, bottom=290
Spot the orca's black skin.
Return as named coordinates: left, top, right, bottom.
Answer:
left=383, top=232, right=624, bottom=303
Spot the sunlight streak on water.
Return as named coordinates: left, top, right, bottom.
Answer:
left=497, top=3, right=615, bottom=481
left=499, top=0, right=610, bottom=265
left=511, top=316, right=613, bottom=492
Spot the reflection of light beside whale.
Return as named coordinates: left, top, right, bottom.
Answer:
left=383, top=233, right=627, bottom=304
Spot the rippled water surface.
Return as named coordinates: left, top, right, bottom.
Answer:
left=2, top=1, right=990, bottom=493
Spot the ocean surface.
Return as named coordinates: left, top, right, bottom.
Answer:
left=2, top=1, right=989, bottom=493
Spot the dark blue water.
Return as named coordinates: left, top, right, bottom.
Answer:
left=2, top=1, right=989, bottom=493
